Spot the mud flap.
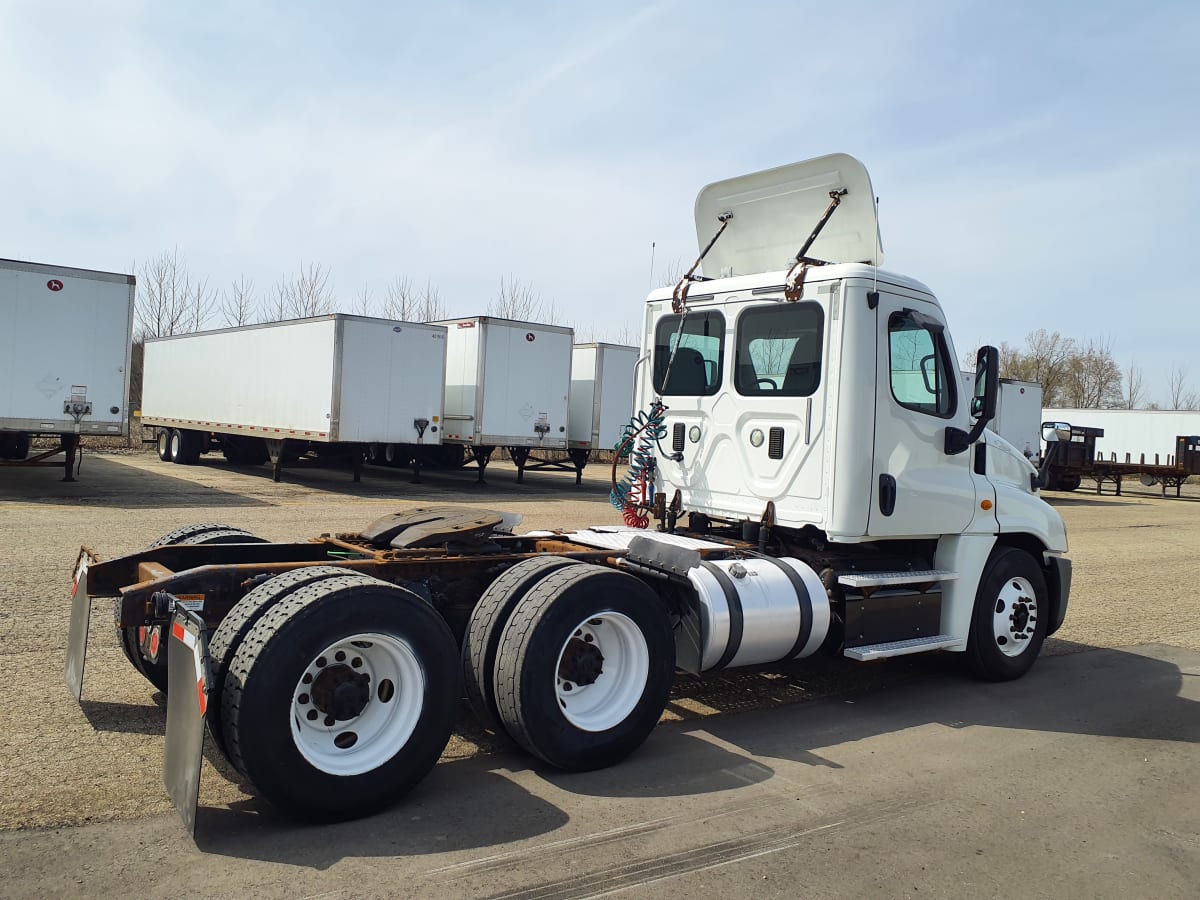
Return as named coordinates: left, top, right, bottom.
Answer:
left=165, top=607, right=211, bottom=837
left=65, top=549, right=97, bottom=701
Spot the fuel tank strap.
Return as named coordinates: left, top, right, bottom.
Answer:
left=754, top=555, right=813, bottom=661
left=701, top=561, right=743, bottom=670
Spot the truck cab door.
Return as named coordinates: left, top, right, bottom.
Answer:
left=868, top=295, right=976, bottom=537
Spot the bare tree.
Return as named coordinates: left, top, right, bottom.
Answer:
left=1166, top=364, right=1199, bottom=409
left=1000, top=330, right=1077, bottom=406
left=1062, top=337, right=1122, bottom=408
left=259, top=283, right=289, bottom=323
left=417, top=280, right=445, bottom=321
left=352, top=283, right=374, bottom=317
left=488, top=275, right=543, bottom=321
left=1123, top=360, right=1145, bottom=409
left=184, top=276, right=216, bottom=333
left=135, top=249, right=192, bottom=338
left=656, top=257, right=687, bottom=288
left=220, top=274, right=256, bottom=327
left=271, top=262, right=334, bottom=320
left=382, top=276, right=416, bottom=320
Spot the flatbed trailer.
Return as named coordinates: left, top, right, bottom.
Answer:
left=1039, top=424, right=1199, bottom=496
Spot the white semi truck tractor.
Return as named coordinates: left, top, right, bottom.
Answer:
left=66, top=154, right=1069, bottom=831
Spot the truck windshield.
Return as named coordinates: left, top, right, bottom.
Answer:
left=653, top=311, right=724, bottom=395
left=734, top=303, right=824, bottom=396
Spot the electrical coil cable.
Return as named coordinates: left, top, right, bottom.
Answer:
left=609, top=403, right=668, bottom=528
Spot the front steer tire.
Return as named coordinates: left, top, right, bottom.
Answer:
left=966, top=546, right=1049, bottom=682
left=494, top=564, right=675, bottom=772
left=221, top=576, right=458, bottom=822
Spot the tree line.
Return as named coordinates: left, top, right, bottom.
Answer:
left=992, top=329, right=1199, bottom=411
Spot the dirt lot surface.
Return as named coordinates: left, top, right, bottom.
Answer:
left=1, top=450, right=1198, bottom=834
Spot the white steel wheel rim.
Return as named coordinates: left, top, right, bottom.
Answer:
left=555, top=612, right=649, bottom=732
left=290, top=632, right=425, bottom=776
left=992, top=575, right=1039, bottom=658
left=170, top=431, right=182, bottom=457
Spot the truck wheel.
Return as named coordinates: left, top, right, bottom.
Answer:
left=494, top=565, right=674, bottom=771
left=156, top=430, right=174, bottom=462
left=170, top=429, right=201, bottom=465
left=1058, top=475, right=1081, bottom=492
left=966, top=547, right=1049, bottom=682
left=146, top=523, right=265, bottom=549
left=206, top=566, right=380, bottom=761
left=116, top=623, right=170, bottom=693
left=222, top=576, right=458, bottom=821
left=462, top=556, right=583, bottom=737
left=117, top=525, right=269, bottom=692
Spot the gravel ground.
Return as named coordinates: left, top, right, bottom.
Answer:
left=1, top=450, right=1197, bottom=831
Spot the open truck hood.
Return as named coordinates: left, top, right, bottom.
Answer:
left=694, top=153, right=882, bottom=278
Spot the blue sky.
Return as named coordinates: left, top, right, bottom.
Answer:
left=2, top=0, right=1197, bottom=403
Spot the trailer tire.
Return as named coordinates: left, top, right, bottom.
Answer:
left=462, top=556, right=584, bottom=737
left=966, top=546, right=1049, bottom=682
left=206, top=566, right=380, bottom=761
left=156, top=429, right=174, bottom=462
left=170, top=428, right=201, bottom=465
left=494, top=565, right=674, bottom=771
left=222, top=575, right=457, bottom=821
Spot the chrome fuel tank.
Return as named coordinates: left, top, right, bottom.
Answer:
left=684, top=556, right=830, bottom=671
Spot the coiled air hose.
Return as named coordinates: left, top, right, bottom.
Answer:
left=610, top=402, right=668, bottom=528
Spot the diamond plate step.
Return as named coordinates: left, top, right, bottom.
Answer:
left=844, top=634, right=958, bottom=661
left=838, top=569, right=958, bottom=588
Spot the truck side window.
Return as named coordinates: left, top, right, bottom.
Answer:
left=734, top=303, right=823, bottom=397
left=888, top=312, right=956, bottom=418
left=653, top=312, right=724, bottom=396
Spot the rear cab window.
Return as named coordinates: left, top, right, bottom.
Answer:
left=653, top=311, right=725, bottom=396
left=734, top=303, right=824, bottom=397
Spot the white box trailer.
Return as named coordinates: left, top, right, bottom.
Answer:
left=142, top=315, right=447, bottom=481
left=434, top=315, right=573, bottom=482
left=1, top=258, right=135, bottom=480
left=569, top=342, right=638, bottom=451
left=960, top=373, right=1043, bottom=459
left=1042, top=407, right=1200, bottom=462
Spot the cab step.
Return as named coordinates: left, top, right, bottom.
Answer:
left=837, top=569, right=958, bottom=588
left=843, top=634, right=958, bottom=661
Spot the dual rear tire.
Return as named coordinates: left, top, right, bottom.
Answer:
left=217, top=573, right=458, bottom=821
left=465, top=560, right=675, bottom=772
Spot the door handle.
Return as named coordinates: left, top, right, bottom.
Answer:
left=878, top=474, right=897, bottom=516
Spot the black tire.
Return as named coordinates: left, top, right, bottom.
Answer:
left=206, top=566, right=379, bottom=761
left=116, top=620, right=170, bottom=693
left=171, top=428, right=201, bottom=465
left=221, top=436, right=246, bottom=464
left=1058, top=475, right=1081, bottom=492
left=462, top=556, right=584, bottom=737
left=10, top=433, right=30, bottom=459
left=966, top=546, right=1049, bottom=681
left=494, top=564, right=674, bottom=771
left=145, top=523, right=265, bottom=549
left=222, top=576, right=458, bottom=822
left=156, top=429, right=174, bottom=463
left=118, top=525, right=268, bottom=692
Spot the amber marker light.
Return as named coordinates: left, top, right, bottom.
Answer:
left=980, top=499, right=994, bottom=510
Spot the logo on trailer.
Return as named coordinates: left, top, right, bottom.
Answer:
left=47, top=279, right=64, bottom=292
left=526, top=332, right=535, bottom=342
